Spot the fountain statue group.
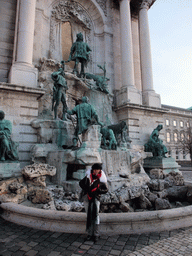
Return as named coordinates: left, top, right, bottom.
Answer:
left=50, top=32, right=130, bottom=150
left=49, top=32, right=169, bottom=154
left=52, top=33, right=109, bottom=118
left=0, top=32, right=167, bottom=162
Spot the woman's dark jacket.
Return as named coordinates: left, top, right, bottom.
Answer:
left=79, top=170, right=108, bottom=201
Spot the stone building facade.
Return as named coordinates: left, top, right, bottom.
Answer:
left=162, top=105, right=192, bottom=163
left=0, top=0, right=191, bottom=167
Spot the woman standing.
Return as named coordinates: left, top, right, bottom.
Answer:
left=79, top=163, right=108, bottom=242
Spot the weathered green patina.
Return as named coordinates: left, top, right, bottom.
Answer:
left=85, top=63, right=109, bottom=94
left=0, top=111, right=19, bottom=161
left=108, top=121, right=128, bottom=144
left=67, top=32, right=92, bottom=77
left=144, top=124, right=168, bottom=158
left=67, top=96, right=102, bottom=145
left=51, top=61, right=68, bottom=120
left=100, top=126, right=117, bottom=150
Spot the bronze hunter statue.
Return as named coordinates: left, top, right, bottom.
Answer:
left=67, top=32, right=92, bottom=78
left=51, top=61, right=68, bottom=120
left=67, top=96, right=102, bottom=146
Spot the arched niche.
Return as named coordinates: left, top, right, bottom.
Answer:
left=48, top=0, right=105, bottom=73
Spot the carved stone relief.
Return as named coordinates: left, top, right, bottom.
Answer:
left=52, top=1, right=92, bottom=29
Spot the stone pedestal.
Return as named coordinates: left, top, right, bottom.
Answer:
left=0, top=162, right=21, bottom=179
left=81, top=125, right=102, bottom=149
left=144, top=157, right=181, bottom=174
left=43, top=124, right=150, bottom=193
left=31, top=119, right=74, bottom=147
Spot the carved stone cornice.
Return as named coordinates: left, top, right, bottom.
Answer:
left=95, top=0, right=107, bottom=16
left=140, top=0, right=155, bottom=10
left=51, top=0, right=92, bottom=29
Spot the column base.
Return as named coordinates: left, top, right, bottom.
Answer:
left=9, top=63, right=38, bottom=88
left=116, top=86, right=142, bottom=106
left=142, top=91, right=161, bottom=108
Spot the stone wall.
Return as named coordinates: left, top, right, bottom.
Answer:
left=115, top=104, right=167, bottom=146
left=163, top=105, right=192, bottom=162
left=0, top=0, right=16, bottom=82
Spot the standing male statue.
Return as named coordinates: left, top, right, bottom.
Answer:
left=67, top=32, right=92, bottom=78
left=67, top=96, right=102, bottom=145
left=51, top=61, right=68, bottom=120
left=0, top=111, right=19, bottom=161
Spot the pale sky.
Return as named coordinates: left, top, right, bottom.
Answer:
left=148, top=0, right=192, bottom=109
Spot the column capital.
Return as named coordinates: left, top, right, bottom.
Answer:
left=140, top=0, right=155, bottom=10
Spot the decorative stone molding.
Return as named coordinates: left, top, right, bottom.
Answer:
left=95, top=0, right=107, bottom=16
left=36, top=58, right=61, bottom=72
left=140, top=0, right=155, bottom=10
left=51, top=1, right=92, bottom=29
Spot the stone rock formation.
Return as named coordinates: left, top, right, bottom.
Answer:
left=149, top=168, right=164, bottom=179
left=0, top=177, right=27, bottom=203
left=28, top=186, right=53, bottom=204
left=164, top=171, right=184, bottom=186
left=119, top=202, right=134, bottom=212
left=155, top=198, right=171, bottom=210
left=22, top=163, right=56, bottom=179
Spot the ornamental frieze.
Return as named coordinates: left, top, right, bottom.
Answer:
left=51, top=0, right=92, bottom=29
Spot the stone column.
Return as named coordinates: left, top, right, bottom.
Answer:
left=120, top=0, right=135, bottom=88
left=139, top=0, right=161, bottom=107
left=117, top=0, right=142, bottom=106
left=9, top=0, right=38, bottom=88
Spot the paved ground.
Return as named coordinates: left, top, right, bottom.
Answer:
left=1, top=170, right=192, bottom=256
left=1, top=216, right=192, bottom=256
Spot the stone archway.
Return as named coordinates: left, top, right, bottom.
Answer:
left=49, top=0, right=105, bottom=73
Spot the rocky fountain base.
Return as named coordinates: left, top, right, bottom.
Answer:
left=0, top=116, right=191, bottom=235
left=2, top=202, right=192, bottom=235
left=1, top=163, right=192, bottom=235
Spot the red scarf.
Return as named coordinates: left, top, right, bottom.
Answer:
left=87, top=172, right=102, bottom=200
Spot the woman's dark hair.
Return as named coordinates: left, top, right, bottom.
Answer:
left=92, top=163, right=102, bottom=170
